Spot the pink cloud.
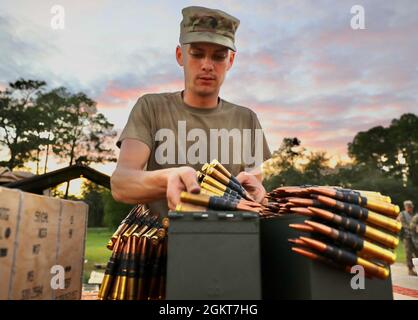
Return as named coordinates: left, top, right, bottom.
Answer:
left=258, top=53, right=280, bottom=68
left=96, top=80, right=184, bottom=109
left=251, top=104, right=306, bottom=117
left=265, top=127, right=353, bottom=156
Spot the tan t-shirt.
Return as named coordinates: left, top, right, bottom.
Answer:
left=117, top=91, right=271, bottom=216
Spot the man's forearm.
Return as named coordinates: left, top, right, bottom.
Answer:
left=110, top=167, right=172, bottom=204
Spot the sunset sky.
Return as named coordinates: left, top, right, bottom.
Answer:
left=1, top=0, right=418, bottom=177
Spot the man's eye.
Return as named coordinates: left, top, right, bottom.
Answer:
left=213, top=55, right=227, bottom=61
left=190, top=52, right=204, bottom=58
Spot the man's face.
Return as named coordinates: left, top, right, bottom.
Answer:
left=405, top=204, right=414, bottom=213
left=176, top=42, right=235, bottom=97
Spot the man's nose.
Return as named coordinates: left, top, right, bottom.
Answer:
left=201, top=56, right=214, bottom=72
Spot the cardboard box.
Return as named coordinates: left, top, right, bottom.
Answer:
left=0, top=187, right=88, bottom=300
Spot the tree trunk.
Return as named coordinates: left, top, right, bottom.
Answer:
left=44, top=142, right=50, bottom=174
left=64, top=180, right=71, bottom=199
left=407, top=147, right=418, bottom=187
left=7, top=148, right=15, bottom=170
left=64, top=139, right=76, bottom=199
left=36, top=148, right=40, bottom=175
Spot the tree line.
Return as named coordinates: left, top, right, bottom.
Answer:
left=263, top=113, right=418, bottom=208
left=0, top=78, right=117, bottom=172
left=0, top=78, right=117, bottom=197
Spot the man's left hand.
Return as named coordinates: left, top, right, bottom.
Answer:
left=236, top=171, right=266, bottom=203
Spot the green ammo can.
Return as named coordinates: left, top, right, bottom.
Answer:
left=166, top=211, right=261, bottom=299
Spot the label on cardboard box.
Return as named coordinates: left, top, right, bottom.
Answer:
left=54, top=200, right=88, bottom=300
left=9, top=193, right=61, bottom=300
left=0, top=187, right=21, bottom=299
left=0, top=187, right=88, bottom=300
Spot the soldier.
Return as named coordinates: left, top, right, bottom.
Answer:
left=410, top=210, right=418, bottom=276
left=397, top=200, right=418, bottom=276
left=111, top=6, right=271, bottom=216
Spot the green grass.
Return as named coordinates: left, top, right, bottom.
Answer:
left=396, top=240, right=406, bottom=264
left=83, top=228, right=113, bottom=283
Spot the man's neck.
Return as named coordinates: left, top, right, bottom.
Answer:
left=182, top=89, right=219, bottom=109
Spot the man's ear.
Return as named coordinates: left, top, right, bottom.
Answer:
left=226, top=51, right=235, bottom=71
left=176, top=45, right=184, bottom=66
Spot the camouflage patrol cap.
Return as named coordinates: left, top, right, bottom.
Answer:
left=179, top=6, right=240, bottom=52
left=404, top=200, right=414, bottom=207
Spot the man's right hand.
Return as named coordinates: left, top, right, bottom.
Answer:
left=112, top=139, right=201, bottom=207
left=166, top=166, right=201, bottom=210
